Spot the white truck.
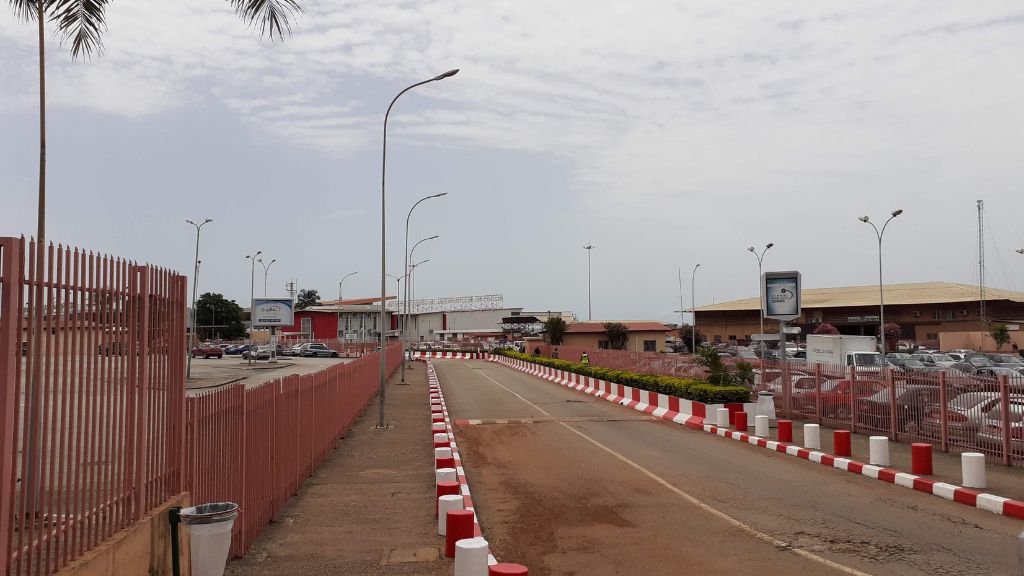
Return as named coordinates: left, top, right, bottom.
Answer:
left=805, top=335, right=883, bottom=371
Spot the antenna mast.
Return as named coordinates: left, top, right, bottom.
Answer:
left=978, top=200, right=986, bottom=325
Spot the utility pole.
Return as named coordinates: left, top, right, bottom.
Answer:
left=584, top=243, right=594, bottom=320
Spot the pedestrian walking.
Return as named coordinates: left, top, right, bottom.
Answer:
left=552, top=348, right=560, bottom=359
left=580, top=352, right=590, bottom=364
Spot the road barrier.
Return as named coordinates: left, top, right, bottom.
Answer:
left=912, top=443, right=933, bottom=475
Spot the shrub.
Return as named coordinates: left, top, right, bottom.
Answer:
left=492, top=349, right=750, bottom=404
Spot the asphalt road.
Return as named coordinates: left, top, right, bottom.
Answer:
left=436, top=359, right=1022, bottom=576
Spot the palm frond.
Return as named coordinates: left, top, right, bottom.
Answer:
left=228, top=0, right=302, bottom=41
left=47, top=0, right=111, bottom=58
left=8, top=0, right=39, bottom=21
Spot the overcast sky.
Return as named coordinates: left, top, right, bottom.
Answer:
left=2, top=1, right=1023, bottom=323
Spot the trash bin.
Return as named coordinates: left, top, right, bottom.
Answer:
left=179, top=502, right=239, bottom=576
left=755, top=390, right=776, bottom=424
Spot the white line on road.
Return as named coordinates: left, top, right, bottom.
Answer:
left=472, top=366, right=873, bottom=576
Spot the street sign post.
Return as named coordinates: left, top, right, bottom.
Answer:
left=252, top=298, right=295, bottom=364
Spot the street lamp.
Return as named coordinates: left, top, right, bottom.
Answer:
left=403, top=193, right=448, bottom=382
left=406, top=235, right=438, bottom=360
left=186, top=218, right=213, bottom=381
left=409, top=258, right=430, bottom=303
left=747, top=243, right=774, bottom=345
left=338, top=271, right=358, bottom=302
left=691, top=263, right=701, bottom=354
left=258, top=257, right=276, bottom=297
left=584, top=243, right=594, bottom=320
left=379, top=69, right=459, bottom=429
left=245, top=251, right=262, bottom=365
left=859, top=209, right=903, bottom=360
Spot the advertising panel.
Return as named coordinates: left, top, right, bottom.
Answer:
left=252, top=298, right=295, bottom=328
left=762, top=271, right=801, bottom=321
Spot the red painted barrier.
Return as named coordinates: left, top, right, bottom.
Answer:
left=834, top=430, right=852, bottom=457
left=912, top=443, right=933, bottom=475
left=735, top=412, right=748, bottom=432
left=778, top=420, right=793, bottom=443
left=436, top=456, right=456, bottom=470
left=436, top=481, right=461, bottom=517
left=490, top=563, right=529, bottom=575
left=445, top=510, right=476, bottom=558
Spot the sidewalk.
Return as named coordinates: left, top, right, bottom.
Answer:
left=225, top=363, right=450, bottom=575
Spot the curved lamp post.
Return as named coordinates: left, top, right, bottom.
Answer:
left=378, top=69, right=459, bottom=429
left=691, top=263, right=701, bottom=354
left=245, top=251, right=262, bottom=365
left=859, top=209, right=903, bottom=360
left=186, top=218, right=212, bottom=380
left=747, top=243, right=773, bottom=346
left=258, top=257, right=276, bottom=297
left=583, top=243, right=594, bottom=320
left=403, top=194, right=447, bottom=382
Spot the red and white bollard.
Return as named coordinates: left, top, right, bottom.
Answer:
left=754, top=415, right=770, bottom=437
left=777, top=420, right=793, bottom=442
left=735, top=411, right=747, bottom=432
left=490, top=563, right=529, bottom=575
left=454, top=537, right=490, bottom=576
left=716, top=408, right=730, bottom=427
left=833, top=430, right=851, bottom=457
left=869, top=436, right=889, bottom=466
left=436, top=481, right=461, bottom=517
left=962, top=452, right=986, bottom=488
left=434, top=432, right=451, bottom=448
left=803, top=424, right=821, bottom=450
left=436, top=467, right=457, bottom=485
left=911, top=443, right=932, bottom=475
left=432, top=421, right=447, bottom=432
left=445, top=510, right=475, bottom=558
left=437, top=494, right=464, bottom=535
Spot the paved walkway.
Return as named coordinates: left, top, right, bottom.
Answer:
left=225, top=363, right=450, bottom=575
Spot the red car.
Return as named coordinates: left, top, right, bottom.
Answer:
left=191, top=343, right=223, bottom=359
left=794, top=379, right=885, bottom=419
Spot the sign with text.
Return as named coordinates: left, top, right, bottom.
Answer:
left=251, top=298, right=295, bottom=328
left=762, top=271, right=801, bottom=321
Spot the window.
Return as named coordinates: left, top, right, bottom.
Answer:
left=643, top=340, right=656, bottom=352
left=598, top=340, right=610, bottom=349
left=300, top=317, right=311, bottom=335
left=931, top=310, right=941, bottom=320
left=945, top=310, right=956, bottom=320
left=926, top=333, right=938, bottom=340
left=728, top=335, right=737, bottom=341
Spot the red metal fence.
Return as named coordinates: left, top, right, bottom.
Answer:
left=184, top=342, right=401, bottom=557
left=0, top=238, right=187, bottom=576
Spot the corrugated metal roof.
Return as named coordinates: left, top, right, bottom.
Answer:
left=566, top=321, right=671, bottom=333
left=695, top=282, right=1024, bottom=312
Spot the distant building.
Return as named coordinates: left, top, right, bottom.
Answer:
left=280, top=296, right=397, bottom=341
left=561, top=321, right=673, bottom=353
left=694, top=282, right=1024, bottom=347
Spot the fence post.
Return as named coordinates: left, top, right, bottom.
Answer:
left=132, top=265, right=151, bottom=520
left=814, top=364, right=822, bottom=425
left=0, top=238, right=25, bottom=576
left=781, top=355, right=792, bottom=419
left=938, top=372, right=948, bottom=453
left=849, top=365, right=857, bottom=432
left=887, top=369, right=898, bottom=441
left=1000, top=375, right=1012, bottom=467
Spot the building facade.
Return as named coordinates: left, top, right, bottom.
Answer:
left=560, top=321, right=672, bottom=353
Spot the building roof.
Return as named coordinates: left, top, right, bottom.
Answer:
left=695, top=282, right=1024, bottom=313
left=565, top=321, right=672, bottom=333
left=319, top=296, right=397, bottom=306
left=301, top=303, right=383, bottom=313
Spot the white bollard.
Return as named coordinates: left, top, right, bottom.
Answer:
left=437, top=494, right=465, bottom=536
left=434, top=447, right=453, bottom=461
left=454, top=537, right=490, bottom=576
left=431, top=402, right=443, bottom=410
left=436, top=467, right=457, bottom=485
left=434, top=432, right=450, bottom=445
left=432, top=422, right=447, bottom=432
left=869, top=436, right=890, bottom=466
left=804, top=424, right=821, bottom=450
left=716, top=408, right=730, bottom=427
left=962, top=452, right=987, bottom=489
left=755, top=415, right=770, bottom=437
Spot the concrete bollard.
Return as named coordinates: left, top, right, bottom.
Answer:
left=434, top=432, right=451, bottom=448
left=755, top=415, right=770, bottom=437
left=436, top=467, right=457, bottom=485
left=869, top=436, right=890, bottom=466
left=436, top=481, right=461, bottom=517
left=962, top=452, right=987, bottom=489
left=716, top=408, right=730, bottom=428
left=454, top=537, right=490, bottom=576
left=445, top=510, right=475, bottom=558
left=432, top=413, right=446, bottom=423
left=804, top=424, right=821, bottom=450
left=777, top=420, right=793, bottom=443
left=834, top=430, right=851, bottom=457
left=735, top=411, right=747, bottom=432
left=490, top=564, right=529, bottom=575
left=437, top=494, right=464, bottom=535
left=911, top=443, right=933, bottom=475
left=432, top=422, right=447, bottom=432
left=435, top=447, right=454, bottom=470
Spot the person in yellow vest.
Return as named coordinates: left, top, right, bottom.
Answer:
left=580, top=352, right=590, bottom=364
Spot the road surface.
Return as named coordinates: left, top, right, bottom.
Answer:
left=437, top=359, right=1021, bottom=576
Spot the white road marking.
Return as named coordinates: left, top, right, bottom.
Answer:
left=473, top=367, right=873, bottom=576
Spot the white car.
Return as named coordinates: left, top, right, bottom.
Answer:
left=912, top=353, right=957, bottom=368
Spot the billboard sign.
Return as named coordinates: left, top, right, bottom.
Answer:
left=251, top=298, right=295, bottom=328
left=762, top=271, right=801, bottom=321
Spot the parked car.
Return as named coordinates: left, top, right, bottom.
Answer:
left=888, top=357, right=929, bottom=374
left=794, top=379, right=885, bottom=419
left=856, top=384, right=940, bottom=433
left=976, top=399, right=1024, bottom=456
left=886, top=352, right=912, bottom=361
left=225, top=344, right=249, bottom=355
left=946, top=352, right=967, bottom=362
left=920, top=392, right=1024, bottom=442
left=985, top=354, right=1024, bottom=369
left=242, top=345, right=272, bottom=360
left=301, top=343, right=340, bottom=358
left=912, top=353, right=957, bottom=369
left=191, top=343, right=223, bottom=359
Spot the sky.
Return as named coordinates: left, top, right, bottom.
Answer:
left=1, top=1, right=1023, bottom=324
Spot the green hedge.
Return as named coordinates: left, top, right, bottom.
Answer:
left=493, top=349, right=751, bottom=404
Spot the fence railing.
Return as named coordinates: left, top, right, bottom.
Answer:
left=536, top=344, right=708, bottom=378
left=184, top=342, right=402, bottom=557
left=0, top=238, right=188, bottom=576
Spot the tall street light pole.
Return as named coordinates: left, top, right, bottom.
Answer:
left=379, top=69, right=459, bottom=429
left=258, top=257, right=276, bottom=297
left=691, top=263, right=701, bottom=354
left=584, top=243, right=594, bottom=320
left=747, top=243, right=774, bottom=345
left=409, top=259, right=430, bottom=304
left=859, top=209, right=903, bottom=360
left=338, top=271, right=358, bottom=340
left=403, top=193, right=447, bottom=383
left=186, top=218, right=212, bottom=381
left=245, top=251, right=262, bottom=366
left=405, top=235, right=438, bottom=365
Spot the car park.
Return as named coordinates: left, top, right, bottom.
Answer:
left=301, top=343, right=340, bottom=358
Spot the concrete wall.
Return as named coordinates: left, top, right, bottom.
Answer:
left=407, top=309, right=514, bottom=341
left=562, top=331, right=668, bottom=353
left=57, top=493, right=191, bottom=576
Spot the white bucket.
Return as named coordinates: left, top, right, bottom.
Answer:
left=180, top=502, right=239, bottom=576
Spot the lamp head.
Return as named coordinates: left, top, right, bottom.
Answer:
left=256, top=250, right=262, bottom=256
left=428, top=235, right=439, bottom=240
left=432, top=192, right=449, bottom=198
left=204, top=218, right=213, bottom=224
left=891, top=209, right=903, bottom=217
left=1017, top=249, right=1024, bottom=255
left=186, top=219, right=195, bottom=225
left=747, top=246, right=755, bottom=252
left=858, top=216, right=870, bottom=223
left=766, top=243, right=774, bottom=249
left=695, top=263, right=701, bottom=269
left=433, top=69, right=459, bottom=81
